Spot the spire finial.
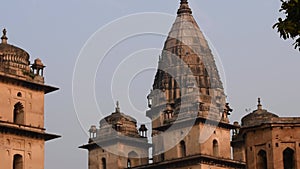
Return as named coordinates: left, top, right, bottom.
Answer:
left=1, top=28, right=8, bottom=44
left=177, top=0, right=192, bottom=15
left=257, top=98, right=262, bottom=110
left=115, top=101, right=120, bottom=113
left=3, top=28, right=7, bottom=36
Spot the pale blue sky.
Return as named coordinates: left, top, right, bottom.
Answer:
left=1, top=0, right=300, bottom=168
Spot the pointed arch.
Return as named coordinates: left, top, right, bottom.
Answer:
left=283, top=147, right=295, bottom=169
left=13, top=154, right=23, bottom=169
left=257, top=150, right=267, bottom=169
left=213, top=139, right=219, bottom=156
left=13, top=102, right=24, bottom=124
left=128, top=151, right=139, bottom=167
left=101, top=158, right=106, bottom=169
left=179, top=140, right=186, bottom=157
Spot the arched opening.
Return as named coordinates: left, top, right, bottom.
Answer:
left=283, top=147, right=295, bottom=169
left=101, top=158, right=106, bottom=169
left=13, top=102, right=24, bottom=124
left=179, top=140, right=186, bottom=157
left=128, top=151, right=139, bottom=167
left=13, top=154, right=23, bottom=169
left=213, top=139, right=219, bottom=156
left=17, top=92, right=22, bottom=97
left=160, top=153, right=165, bottom=161
left=257, top=150, right=267, bottom=169
left=127, top=159, right=131, bottom=168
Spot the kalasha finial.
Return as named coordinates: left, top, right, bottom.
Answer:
left=1, top=28, right=8, bottom=44
left=257, top=98, right=262, bottom=110
left=115, top=101, right=120, bottom=113
left=177, top=0, right=192, bottom=15
left=3, top=28, right=6, bottom=36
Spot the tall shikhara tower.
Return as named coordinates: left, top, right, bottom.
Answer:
left=80, top=1, right=300, bottom=168
left=0, top=29, right=59, bottom=169
left=143, top=0, right=245, bottom=168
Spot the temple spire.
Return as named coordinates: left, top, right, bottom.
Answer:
left=1, top=28, right=8, bottom=44
left=177, top=0, right=192, bottom=15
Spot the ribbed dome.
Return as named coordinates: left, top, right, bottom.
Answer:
left=242, top=99, right=279, bottom=127
left=100, top=112, right=137, bottom=127
left=0, top=29, right=30, bottom=66
left=0, top=43, right=30, bottom=65
left=0, top=29, right=32, bottom=79
left=99, top=102, right=140, bottom=137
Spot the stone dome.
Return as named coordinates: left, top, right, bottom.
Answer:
left=99, top=102, right=140, bottom=137
left=241, top=98, right=278, bottom=127
left=0, top=29, right=30, bottom=66
left=100, top=111, right=137, bottom=127
left=34, top=58, right=43, bottom=66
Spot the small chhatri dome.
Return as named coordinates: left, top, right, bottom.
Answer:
left=241, top=98, right=278, bottom=127
left=34, top=58, right=44, bottom=66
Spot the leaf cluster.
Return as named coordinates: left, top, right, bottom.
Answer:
left=273, top=0, right=300, bottom=51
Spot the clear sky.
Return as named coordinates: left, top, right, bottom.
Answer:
left=1, top=0, right=300, bottom=168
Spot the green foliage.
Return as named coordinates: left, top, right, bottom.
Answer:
left=273, top=0, right=300, bottom=51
